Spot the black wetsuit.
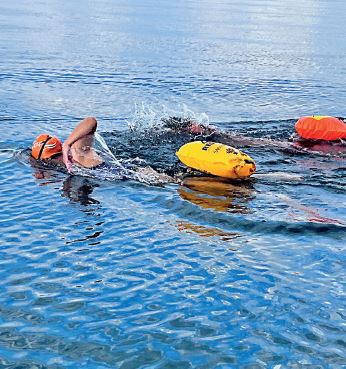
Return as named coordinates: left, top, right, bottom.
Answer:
left=105, top=117, right=218, bottom=177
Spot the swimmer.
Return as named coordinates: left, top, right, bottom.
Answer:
left=161, top=116, right=346, bottom=155
left=160, top=116, right=296, bottom=156
left=31, top=117, right=173, bottom=184
left=161, top=116, right=216, bottom=136
left=31, top=117, right=103, bottom=172
left=161, top=116, right=278, bottom=146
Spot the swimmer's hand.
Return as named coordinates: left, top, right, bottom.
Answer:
left=62, top=143, right=73, bottom=173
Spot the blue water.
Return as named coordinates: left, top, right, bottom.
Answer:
left=1, top=1, right=346, bottom=368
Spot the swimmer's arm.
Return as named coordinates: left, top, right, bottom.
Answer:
left=63, top=116, right=97, bottom=147
left=62, top=117, right=98, bottom=172
left=214, top=130, right=291, bottom=150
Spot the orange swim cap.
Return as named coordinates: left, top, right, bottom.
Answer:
left=32, top=134, right=62, bottom=160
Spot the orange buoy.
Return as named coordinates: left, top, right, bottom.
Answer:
left=295, top=116, right=346, bottom=141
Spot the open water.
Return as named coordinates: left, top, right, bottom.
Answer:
left=0, top=0, right=345, bottom=368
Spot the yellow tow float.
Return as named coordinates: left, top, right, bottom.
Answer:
left=176, top=141, right=256, bottom=179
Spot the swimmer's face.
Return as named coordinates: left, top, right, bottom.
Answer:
left=188, top=123, right=205, bottom=134
left=187, top=122, right=215, bottom=136
left=32, top=134, right=62, bottom=160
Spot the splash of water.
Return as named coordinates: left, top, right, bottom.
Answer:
left=126, top=102, right=210, bottom=132
left=94, top=132, right=124, bottom=167
left=74, top=132, right=174, bottom=186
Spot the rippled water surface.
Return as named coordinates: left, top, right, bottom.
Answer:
left=1, top=1, right=345, bottom=368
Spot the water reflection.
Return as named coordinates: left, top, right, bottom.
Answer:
left=32, top=167, right=63, bottom=186
left=179, top=176, right=254, bottom=214
left=33, top=167, right=101, bottom=206
left=61, top=175, right=100, bottom=206
left=174, top=176, right=255, bottom=240
left=31, top=167, right=104, bottom=246
left=176, top=220, right=241, bottom=242
left=60, top=176, right=104, bottom=246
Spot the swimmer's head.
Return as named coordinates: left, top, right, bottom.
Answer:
left=161, top=116, right=215, bottom=136
left=32, top=134, right=62, bottom=160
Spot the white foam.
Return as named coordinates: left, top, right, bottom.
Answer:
left=126, top=102, right=210, bottom=132
left=253, top=172, right=303, bottom=181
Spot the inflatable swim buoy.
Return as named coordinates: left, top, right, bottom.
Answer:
left=176, top=141, right=256, bottom=179
left=295, top=116, right=346, bottom=141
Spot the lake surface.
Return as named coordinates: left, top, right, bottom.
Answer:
left=0, top=0, right=345, bottom=368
